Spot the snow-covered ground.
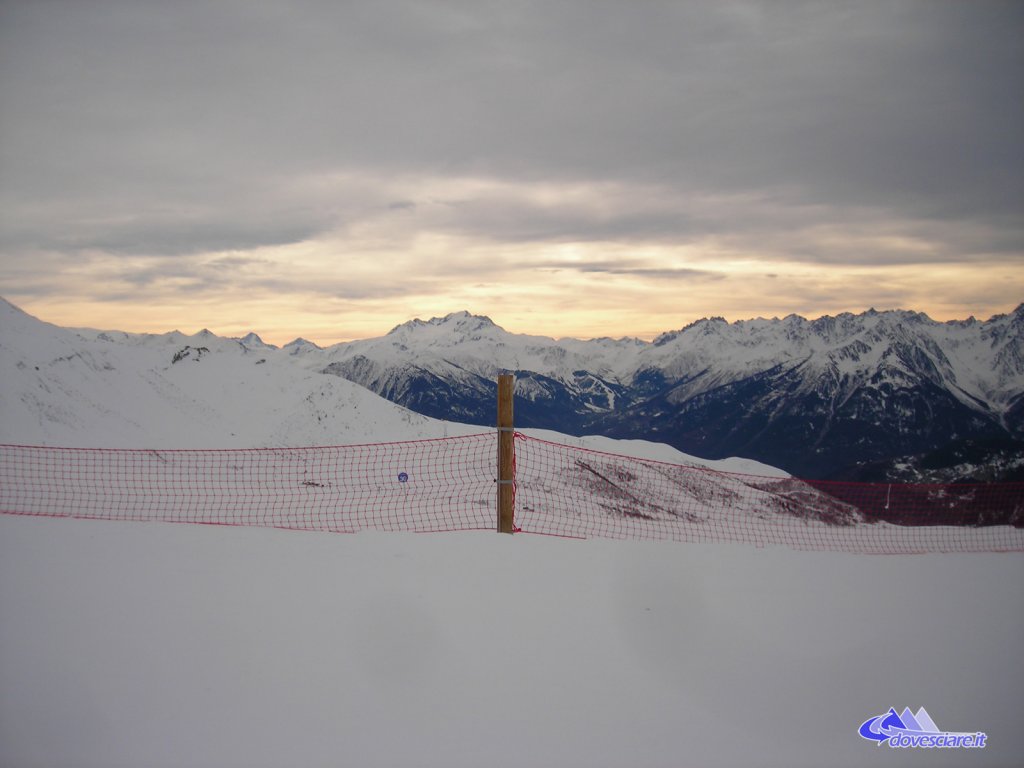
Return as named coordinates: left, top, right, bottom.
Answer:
left=2, top=298, right=1022, bottom=765
left=1, top=516, right=1021, bottom=768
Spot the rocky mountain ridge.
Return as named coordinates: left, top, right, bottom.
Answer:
left=309, top=304, right=1024, bottom=480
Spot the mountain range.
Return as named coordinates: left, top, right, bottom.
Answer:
left=3, top=297, right=1021, bottom=483
left=0, top=297, right=774, bottom=476
left=308, top=306, right=1024, bottom=482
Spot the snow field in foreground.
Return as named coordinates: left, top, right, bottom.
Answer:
left=1, top=515, right=1022, bottom=768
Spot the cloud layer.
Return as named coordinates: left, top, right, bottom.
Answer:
left=1, top=1, right=1021, bottom=342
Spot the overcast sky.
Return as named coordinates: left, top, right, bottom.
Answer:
left=1, top=0, right=1021, bottom=344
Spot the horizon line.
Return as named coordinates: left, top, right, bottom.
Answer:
left=4, top=295, right=1021, bottom=349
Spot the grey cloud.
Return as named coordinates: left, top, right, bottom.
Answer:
left=51, top=253, right=453, bottom=305
left=0, top=1, right=1020, bottom=282
left=0, top=167, right=370, bottom=257
left=205, top=256, right=261, bottom=271
left=423, top=192, right=702, bottom=245
left=401, top=183, right=1022, bottom=267
left=539, top=260, right=724, bottom=281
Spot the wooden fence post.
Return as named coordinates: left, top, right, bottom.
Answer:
left=497, top=374, right=515, bottom=533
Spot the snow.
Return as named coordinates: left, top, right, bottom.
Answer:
left=519, top=427, right=790, bottom=477
left=297, top=304, right=1024, bottom=428
left=637, top=305, right=1024, bottom=410
left=1, top=516, right=1021, bottom=768
left=9, top=298, right=1019, bottom=451
left=0, top=298, right=481, bottom=449
left=2, top=298, right=1023, bottom=765
left=318, top=310, right=645, bottom=385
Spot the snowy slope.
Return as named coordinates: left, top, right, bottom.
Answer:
left=0, top=298, right=478, bottom=448
left=1, top=516, right=1021, bottom=768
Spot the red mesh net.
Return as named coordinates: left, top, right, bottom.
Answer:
left=513, top=434, right=1024, bottom=553
left=0, top=435, right=495, bottom=533
left=2, top=433, right=1023, bottom=553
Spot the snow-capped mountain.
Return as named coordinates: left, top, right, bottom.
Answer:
left=0, top=297, right=776, bottom=476
left=314, top=311, right=643, bottom=428
left=3, top=296, right=1021, bottom=481
left=310, top=305, right=1024, bottom=481
left=611, top=308, right=1024, bottom=479
left=0, top=297, right=468, bottom=449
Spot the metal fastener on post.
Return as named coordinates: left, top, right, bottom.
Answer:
left=497, top=373, right=515, bottom=533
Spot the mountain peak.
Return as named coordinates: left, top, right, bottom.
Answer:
left=238, top=332, right=277, bottom=350
left=387, top=311, right=499, bottom=336
left=283, top=337, right=321, bottom=353
left=444, top=310, right=484, bottom=321
left=652, top=315, right=730, bottom=346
